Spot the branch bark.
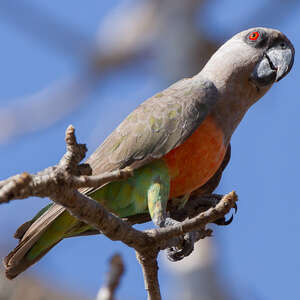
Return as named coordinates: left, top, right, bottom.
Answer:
left=136, top=250, right=161, bottom=300
left=0, top=126, right=238, bottom=300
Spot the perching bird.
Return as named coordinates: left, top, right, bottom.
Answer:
left=4, top=27, right=294, bottom=279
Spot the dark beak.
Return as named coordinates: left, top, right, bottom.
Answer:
left=266, top=46, right=294, bottom=82
left=251, top=44, right=294, bottom=87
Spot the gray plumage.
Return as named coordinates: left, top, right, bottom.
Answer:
left=4, top=27, right=295, bottom=279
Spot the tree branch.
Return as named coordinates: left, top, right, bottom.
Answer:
left=0, top=125, right=237, bottom=299
left=96, top=254, right=125, bottom=300
left=149, top=192, right=237, bottom=244
left=136, top=250, right=161, bottom=300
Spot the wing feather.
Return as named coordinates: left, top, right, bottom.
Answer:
left=82, top=76, right=218, bottom=194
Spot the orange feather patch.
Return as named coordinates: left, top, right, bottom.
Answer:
left=163, top=115, right=226, bottom=198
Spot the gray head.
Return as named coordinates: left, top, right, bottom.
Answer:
left=198, top=28, right=295, bottom=144
left=201, top=27, right=295, bottom=100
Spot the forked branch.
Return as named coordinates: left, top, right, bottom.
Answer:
left=0, top=126, right=237, bottom=300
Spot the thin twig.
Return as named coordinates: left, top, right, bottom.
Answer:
left=96, top=254, right=125, bottom=300
left=71, top=169, right=134, bottom=189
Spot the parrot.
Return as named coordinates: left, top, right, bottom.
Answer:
left=3, top=27, right=294, bottom=279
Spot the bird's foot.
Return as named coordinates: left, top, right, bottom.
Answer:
left=166, top=230, right=196, bottom=262
left=163, top=217, right=196, bottom=262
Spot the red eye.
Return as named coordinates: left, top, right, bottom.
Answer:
left=249, top=31, right=260, bottom=41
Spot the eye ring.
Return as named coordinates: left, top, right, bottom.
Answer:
left=249, top=31, right=260, bottom=41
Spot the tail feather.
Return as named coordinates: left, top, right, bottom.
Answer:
left=4, top=238, right=62, bottom=280
left=13, top=220, right=34, bottom=240
left=4, top=204, right=66, bottom=279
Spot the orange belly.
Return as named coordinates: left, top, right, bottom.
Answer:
left=163, top=115, right=226, bottom=198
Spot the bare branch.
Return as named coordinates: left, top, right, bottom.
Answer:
left=0, top=1, right=156, bottom=144
left=0, top=77, right=96, bottom=144
left=136, top=251, right=161, bottom=300
left=96, top=254, right=125, bottom=300
left=0, top=0, right=213, bottom=144
left=0, top=125, right=237, bottom=298
left=71, top=169, right=134, bottom=189
left=0, top=0, right=91, bottom=59
left=149, top=192, right=237, bottom=244
left=59, top=125, right=89, bottom=170
left=1, top=0, right=296, bottom=146
left=52, top=190, right=149, bottom=248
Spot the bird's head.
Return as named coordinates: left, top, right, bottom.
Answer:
left=201, top=27, right=295, bottom=100
left=243, top=27, right=294, bottom=87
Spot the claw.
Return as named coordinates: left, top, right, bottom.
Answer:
left=234, top=202, right=238, bottom=214
left=214, top=201, right=237, bottom=226
left=214, top=213, right=234, bottom=226
left=223, top=213, right=234, bottom=225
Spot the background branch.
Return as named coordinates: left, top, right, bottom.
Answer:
left=96, top=254, right=125, bottom=300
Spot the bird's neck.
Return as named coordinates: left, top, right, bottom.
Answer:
left=195, top=63, right=271, bottom=145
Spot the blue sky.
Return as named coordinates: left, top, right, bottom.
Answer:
left=0, top=1, right=300, bottom=299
